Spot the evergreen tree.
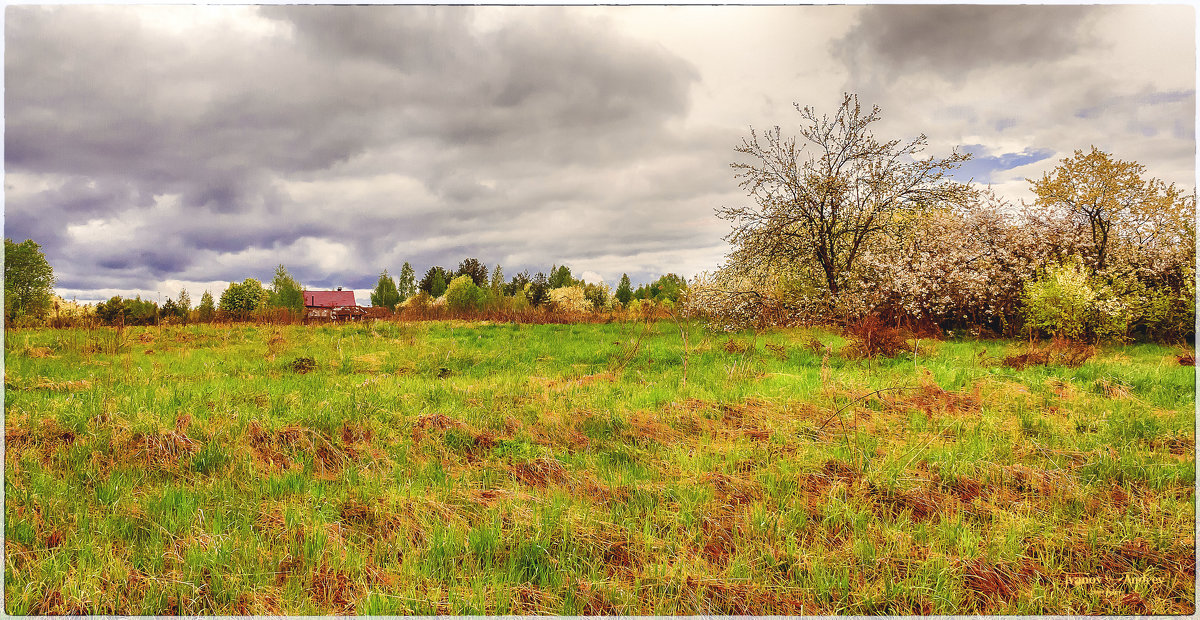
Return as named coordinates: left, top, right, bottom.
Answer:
left=178, top=289, right=192, bottom=317
left=526, top=272, right=550, bottom=307
left=456, top=258, right=489, bottom=287
left=431, top=270, right=447, bottom=297
left=397, top=262, right=417, bottom=300
left=549, top=264, right=573, bottom=288
left=419, top=266, right=450, bottom=295
left=506, top=271, right=531, bottom=297
left=490, top=264, right=504, bottom=296
left=616, top=273, right=633, bottom=306
left=197, top=290, right=216, bottom=322
left=370, top=269, right=401, bottom=308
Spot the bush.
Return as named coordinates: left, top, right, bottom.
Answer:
left=547, top=286, right=589, bottom=313
left=1021, top=261, right=1127, bottom=342
left=842, top=314, right=913, bottom=359
left=445, top=276, right=486, bottom=312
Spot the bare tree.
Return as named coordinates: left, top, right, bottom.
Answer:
left=718, top=93, right=972, bottom=299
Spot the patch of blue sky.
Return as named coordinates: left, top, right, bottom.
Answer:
left=949, top=145, right=1055, bottom=184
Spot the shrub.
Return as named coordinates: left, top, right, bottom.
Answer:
left=403, top=291, right=432, bottom=311
left=1021, top=261, right=1127, bottom=342
left=547, top=286, right=590, bottom=313
left=445, top=275, right=486, bottom=312
left=842, top=314, right=913, bottom=359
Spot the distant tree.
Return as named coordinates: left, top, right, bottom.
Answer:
left=651, top=273, right=687, bottom=303
left=219, top=278, right=267, bottom=319
left=370, top=269, right=401, bottom=308
left=431, top=271, right=447, bottom=297
left=397, top=262, right=417, bottom=300
left=419, top=266, right=450, bottom=296
left=506, top=271, right=531, bottom=297
left=456, top=258, right=489, bottom=287
left=97, top=295, right=157, bottom=325
left=489, top=264, right=504, bottom=297
left=160, top=297, right=181, bottom=322
left=583, top=282, right=609, bottom=310
left=549, top=264, right=574, bottom=288
left=526, top=272, right=550, bottom=307
left=178, top=288, right=192, bottom=322
left=268, top=264, right=305, bottom=316
left=125, top=296, right=158, bottom=325
left=94, top=296, right=127, bottom=325
left=445, top=275, right=487, bottom=312
left=5, top=238, right=55, bottom=322
left=615, top=274, right=633, bottom=306
left=197, top=290, right=216, bottom=322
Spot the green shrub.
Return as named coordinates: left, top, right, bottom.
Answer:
left=1021, top=260, right=1128, bottom=342
left=445, top=275, right=486, bottom=312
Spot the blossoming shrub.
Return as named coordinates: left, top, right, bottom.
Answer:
left=547, top=286, right=590, bottom=313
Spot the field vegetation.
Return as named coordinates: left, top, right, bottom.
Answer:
left=4, top=319, right=1194, bottom=615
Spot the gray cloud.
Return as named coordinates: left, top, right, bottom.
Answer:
left=6, top=6, right=707, bottom=298
left=835, top=5, right=1105, bottom=82
left=6, top=5, right=1193, bottom=304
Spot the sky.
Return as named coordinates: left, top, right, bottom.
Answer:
left=4, top=4, right=1196, bottom=305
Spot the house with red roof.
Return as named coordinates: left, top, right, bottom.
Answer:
left=302, top=288, right=366, bottom=322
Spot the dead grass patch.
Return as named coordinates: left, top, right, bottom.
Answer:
left=24, top=377, right=93, bottom=391
left=946, top=477, right=984, bottom=503
left=308, top=563, right=359, bottom=613
left=842, top=315, right=914, bottom=359
left=1002, top=336, right=1095, bottom=370
left=510, top=584, right=558, bottom=615
left=24, top=346, right=57, bottom=358
left=672, top=576, right=810, bottom=615
left=885, top=379, right=981, bottom=416
left=510, top=457, right=570, bottom=488
left=126, top=429, right=198, bottom=466
left=625, top=413, right=681, bottom=445
left=246, top=421, right=351, bottom=475
left=962, top=559, right=1026, bottom=610
left=722, top=338, right=750, bottom=354
left=821, top=459, right=861, bottom=485
left=869, top=483, right=946, bottom=522
left=288, top=356, right=317, bottom=374
left=702, top=471, right=761, bottom=505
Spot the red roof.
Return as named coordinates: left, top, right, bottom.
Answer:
left=303, top=290, right=357, bottom=308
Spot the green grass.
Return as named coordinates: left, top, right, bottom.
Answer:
left=3, top=320, right=1195, bottom=614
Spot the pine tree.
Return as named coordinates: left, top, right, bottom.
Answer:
left=398, top=262, right=416, bottom=300
left=490, top=264, right=504, bottom=296
left=197, top=290, right=216, bottom=322
left=616, top=273, right=633, bottom=306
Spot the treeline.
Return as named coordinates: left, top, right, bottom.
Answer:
left=22, top=258, right=689, bottom=327
left=368, top=259, right=686, bottom=317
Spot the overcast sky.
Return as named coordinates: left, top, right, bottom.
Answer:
left=5, top=4, right=1195, bottom=305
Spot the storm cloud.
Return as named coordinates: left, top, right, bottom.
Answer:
left=5, top=5, right=1194, bottom=304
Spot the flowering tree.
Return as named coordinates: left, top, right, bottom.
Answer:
left=1030, top=147, right=1192, bottom=270
left=718, top=93, right=971, bottom=300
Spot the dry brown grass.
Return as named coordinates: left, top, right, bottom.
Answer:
left=1002, top=336, right=1095, bottom=369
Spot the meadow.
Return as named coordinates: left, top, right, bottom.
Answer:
left=3, top=319, right=1195, bottom=615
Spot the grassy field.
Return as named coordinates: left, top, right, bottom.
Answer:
left=3, top=319, right=1195, bottom=615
